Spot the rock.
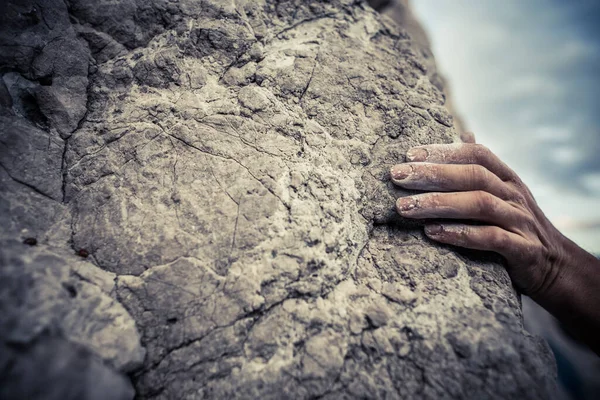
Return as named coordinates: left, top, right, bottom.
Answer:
left=0, top=114, right=64, bottom=201
left=0, top=0, right=557, bottom=398
left=0, top=241, right=145, bottom=372
left=382, top=282, right=418, bottom=305
left=0, top=334, right=134, bottom=400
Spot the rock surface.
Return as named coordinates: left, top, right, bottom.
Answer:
left=0, top=0, right=556, bottom=399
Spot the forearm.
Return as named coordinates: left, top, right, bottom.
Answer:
left=532, top=234, right=600, bottom=355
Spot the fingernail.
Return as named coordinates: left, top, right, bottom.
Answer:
left=406, top=147, right=428, bottom=162
left=390, top=164, right=411, bottom=181
left=396, top=196, right=418, bottom=212
left=425, top=224, right=443, bottom=235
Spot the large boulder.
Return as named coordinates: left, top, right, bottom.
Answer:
left=0, top=0, right=556, bottom=398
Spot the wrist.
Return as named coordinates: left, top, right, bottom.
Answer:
left=530, top=231, right=598, bottom=317
left=530, top=232, right=600, bottom=354
left=529, top=229, right=572, bottom=305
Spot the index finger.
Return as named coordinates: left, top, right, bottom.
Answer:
left=406, top=143, right=516, bottom=181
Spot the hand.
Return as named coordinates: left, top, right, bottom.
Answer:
left=389, top=142, right=565, bottom=298
left=388, top=141, right=600, bottom=354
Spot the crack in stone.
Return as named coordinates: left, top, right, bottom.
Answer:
left=299, top=53, right=319, bottom=103
left=165, top=130, right=290, bottom=209
left=274, top=13, right=339, bottom=38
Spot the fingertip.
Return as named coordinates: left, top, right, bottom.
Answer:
left=460, top=131, right=476, bottom=144
left=406, top=147, right=428, bottom=162
left=396, top=196, right=418, bottom=213
left=390, top=164, right=414, bottom=185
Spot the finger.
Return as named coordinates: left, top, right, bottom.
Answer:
left=390, top=162, right=516, bottom=200
left=423, top=223, right=528, bottom=264
left=396, top=191, right=530, bottom=230
left=406, top=143, right=516, bottom=181
left=460, top=131, right=476, bottom=144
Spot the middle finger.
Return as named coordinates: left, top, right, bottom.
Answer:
left=396, top=190, right=529, bottom=231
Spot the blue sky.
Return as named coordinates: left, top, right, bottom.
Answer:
left=412, top=0, right=600, bottom=253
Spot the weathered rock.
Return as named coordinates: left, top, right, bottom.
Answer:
left=0, top=241, right=145, bottom=371
left=0, top=241, right=143, bottom=399
left=379, top=0, right=468, bottom=134
left=0, top=334, right=134, bottom=400
left=0, top=0, right=557, bottom=398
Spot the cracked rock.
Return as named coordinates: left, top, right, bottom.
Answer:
left=0, top=0, right=557, bottom=398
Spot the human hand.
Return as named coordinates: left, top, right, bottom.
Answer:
left=389, top=143, right=566, bottom=298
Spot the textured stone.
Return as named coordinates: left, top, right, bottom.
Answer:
left=0, top=241, right=145, bottom=372
left=0, top=0, right=557, bottom=398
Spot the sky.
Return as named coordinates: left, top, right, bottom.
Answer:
left=412, top=0, right=600, bottom=254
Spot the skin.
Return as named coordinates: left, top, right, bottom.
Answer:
left=390, top=137, right=600, bottom=355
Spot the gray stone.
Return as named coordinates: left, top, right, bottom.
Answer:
left=0, top=241, right=145, bottom=372
left=0, top=0, right=557, bottom=398
left=0, top=334, right=135, bottom=400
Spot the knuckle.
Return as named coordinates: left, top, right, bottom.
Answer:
left=416, top=163, right=431, bottom=177
left=496, top=231, right=512, bottom=250
left=427, top=164, right=445, bottom=184
left=446, top=224, right=470, bottom=245
left=511, top=178, right=531, bottom=195
left=520, top=213, right=538, bottom=232
left=472, top=144, right=491, bottom=162
left=456, top=226, right=471, bottom=245
left=508, top=189, right=528, bottom=206
left=475, top=191, right=497, bottom=215
left=489, top=229, right=506, bottom=248
left=527, top=242, right=546, bottom=263
left=468, top=164, right=491, bottom=188
left=454, top=224, right=470, bottom=236
left=464, top=164, right=479, bottom=187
